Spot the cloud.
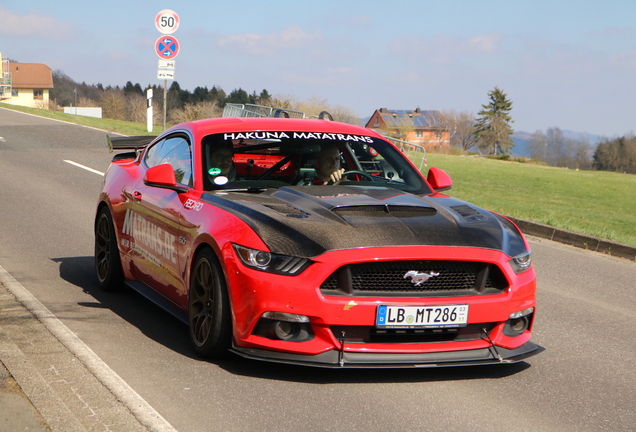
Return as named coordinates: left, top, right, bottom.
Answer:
left=0, top=6, right=75, bottom=39
left=348, top=15, right=373, bottom=27
left=325, top=67, right=357, bottom=74
left=390, top=33, right=504, bottom=65
left=217, top=26, right=322, bottom=56
left=592, top=26, right=634, bottom=38
left=610, top=50, right=636, bottom=70
left=467, top=34, right=503, bottom=54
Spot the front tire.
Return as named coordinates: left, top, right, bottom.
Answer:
left=94, top=207, right=124, bottom=291
left=188, top=249, right=232, bottom=358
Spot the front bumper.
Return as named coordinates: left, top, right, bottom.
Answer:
left=231, top=340, right=544, bottom=368
left=224, top=245, right=540, bottom=367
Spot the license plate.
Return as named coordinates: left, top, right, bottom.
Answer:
left=376, top=304, right=469, bottom=328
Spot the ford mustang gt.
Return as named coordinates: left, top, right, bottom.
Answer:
left=94, top=116, right=541, bottom=367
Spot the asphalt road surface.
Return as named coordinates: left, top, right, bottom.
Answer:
left=1, top=107, right=635, bottom=431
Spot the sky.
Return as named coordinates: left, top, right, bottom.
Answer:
left=2, top=1, right=636, bottom=137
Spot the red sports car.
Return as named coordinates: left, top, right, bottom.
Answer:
left=95, top=116, right=541, bottom=367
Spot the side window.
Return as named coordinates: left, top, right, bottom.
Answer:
left=144, top=136, right=193, bottom=187
left=144, top=139, right=163, bottom=167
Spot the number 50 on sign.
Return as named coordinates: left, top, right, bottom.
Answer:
left=155, top=9, right=180, bottom=34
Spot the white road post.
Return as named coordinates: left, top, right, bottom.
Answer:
left=146, top=88, right=153, bottom=133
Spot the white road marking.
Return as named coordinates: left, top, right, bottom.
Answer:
left=0, top=264, right=177, bottom=432
left=64, top=159, right=104, bottom=176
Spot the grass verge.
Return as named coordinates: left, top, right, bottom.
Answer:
left=426, top=154, right=636, bottom=247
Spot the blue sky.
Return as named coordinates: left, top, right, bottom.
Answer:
left=2, top=1, right=636, bottom=137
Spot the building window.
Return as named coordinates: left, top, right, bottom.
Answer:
left=416, top=130, right=423, bottom=138
left=435, top=131, right=442, bottom=139
left=33, top=90, right=43, bottom=100
left=11, top=89, right=18, bottom=97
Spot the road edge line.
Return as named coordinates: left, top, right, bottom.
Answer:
left=0, top=264, right=177, bottom=432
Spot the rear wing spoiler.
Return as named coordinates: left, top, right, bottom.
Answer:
left=107, top=135, right=157, bottom=153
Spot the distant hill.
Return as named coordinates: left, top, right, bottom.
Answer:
left=511, top=130, right=603, bottom=158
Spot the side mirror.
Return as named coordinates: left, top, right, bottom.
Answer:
left=426, top=167, right=453, bottom=192
left=144, top=164, right=187, bottom=193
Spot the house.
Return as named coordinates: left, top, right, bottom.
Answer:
left=365, top=108, right=450, bottom=153
left=0, top=54, right=54, bottom=108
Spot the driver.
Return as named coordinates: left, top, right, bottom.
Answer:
left=208, top=142, right=237, bottom=182
left=314, top=144, right=346, bottom=185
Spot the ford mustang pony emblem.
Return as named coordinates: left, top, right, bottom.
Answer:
left=404, top=270, right=440, bottom=286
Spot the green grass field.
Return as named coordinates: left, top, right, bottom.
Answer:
left=426, top=154, right=636, bottom=246
left=3, top=103, right=635, bottom=246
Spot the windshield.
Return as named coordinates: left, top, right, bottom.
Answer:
left=201, top=131, right=432, bottom=194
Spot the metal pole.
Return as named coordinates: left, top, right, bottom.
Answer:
left=163, top=79, right=167, bottom=131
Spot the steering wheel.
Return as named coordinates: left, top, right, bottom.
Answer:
left=341, top=170, right=376, bottom=181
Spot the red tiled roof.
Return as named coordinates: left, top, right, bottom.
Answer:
left=8, top=63, right=54, bottom=89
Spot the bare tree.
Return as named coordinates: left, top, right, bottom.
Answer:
left=169, top=100, right=221, bottom=123
left=529, top=127, right=592, bottom=169
left=294, top=95, right=330, bottom=118
left=330, top=104, right=360, bottom=125
left=527, top=130, right=548, bottom=162
left=260, top=94, right=296, bottom=110
left=126, top=93, right=147, bottom=123
left=78, top=97, right=98, bottom=107
left=100, top=89, right=127, bottom=121
left=442, top=110, right=476, bottom=151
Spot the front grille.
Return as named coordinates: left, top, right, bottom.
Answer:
left=331, top=323, right=495, bottom=344
left=320, top=260, right=508, bottom=297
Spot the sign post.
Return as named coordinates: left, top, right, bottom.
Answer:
left=154, top=10, right=180, bottom=131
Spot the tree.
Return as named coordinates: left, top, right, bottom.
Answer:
left=330, top=104, right=360, bottom=125
left=594, top=136, right=636, bottom=174
left=528, top=127, right=592, bottom=169
left=473, top=87, right=514, bottom=155
left=258, top=89, right=271, bottom=102
left=442, top=110, right=477, bottom=151
left=527, top=130, right=548, bottom=162
left=169, top=101, right=221, bottom=123
left=100, top=89, right=127, bottom=121
left=226, top=88, right=250, bottom=104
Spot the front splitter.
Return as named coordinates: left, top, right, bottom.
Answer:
left=230, top=341, right=544, bottom=368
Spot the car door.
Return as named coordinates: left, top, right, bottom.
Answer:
left=125, top=134, right=193, bottom=301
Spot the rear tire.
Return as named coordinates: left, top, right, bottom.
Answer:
left=94, top=207, right=124, bottom=291
left=188, top=249, right=232, bottom=358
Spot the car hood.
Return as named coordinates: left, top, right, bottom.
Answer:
left=201, top=185, right=527, bottom=258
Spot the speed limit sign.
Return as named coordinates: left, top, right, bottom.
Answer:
left=155, top=9, right=180, bottom=34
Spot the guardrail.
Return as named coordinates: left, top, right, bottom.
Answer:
left=382, top=136, right=428, bottom=171
left=223, top=103, right=306, bottom=119
left=222, top=103, right=427, bottom=171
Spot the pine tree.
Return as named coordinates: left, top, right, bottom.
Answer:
left=473, top=87, right=514, bottom=155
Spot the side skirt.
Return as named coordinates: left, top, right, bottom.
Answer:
left=124, top=280, right=189, bottom=325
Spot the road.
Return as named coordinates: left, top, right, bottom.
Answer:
left=1, top=107, right=635, bottom=431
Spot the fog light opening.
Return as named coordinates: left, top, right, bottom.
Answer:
left=510, top=317, right=528, bottom=332
left=273, top=321, right=297, bottom=340
left=504, top=315, right=529, bottom=337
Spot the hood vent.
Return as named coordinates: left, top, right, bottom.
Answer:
left=332, top=205, right=436, bottom=218
left=451, top=205, right=480, bottom=217
left=264, top=204, right=309, bottom=217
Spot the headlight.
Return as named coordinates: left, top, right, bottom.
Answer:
left=233, top=244, right=310, bottom=275
left=508, top=250, right=532, bottom=274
